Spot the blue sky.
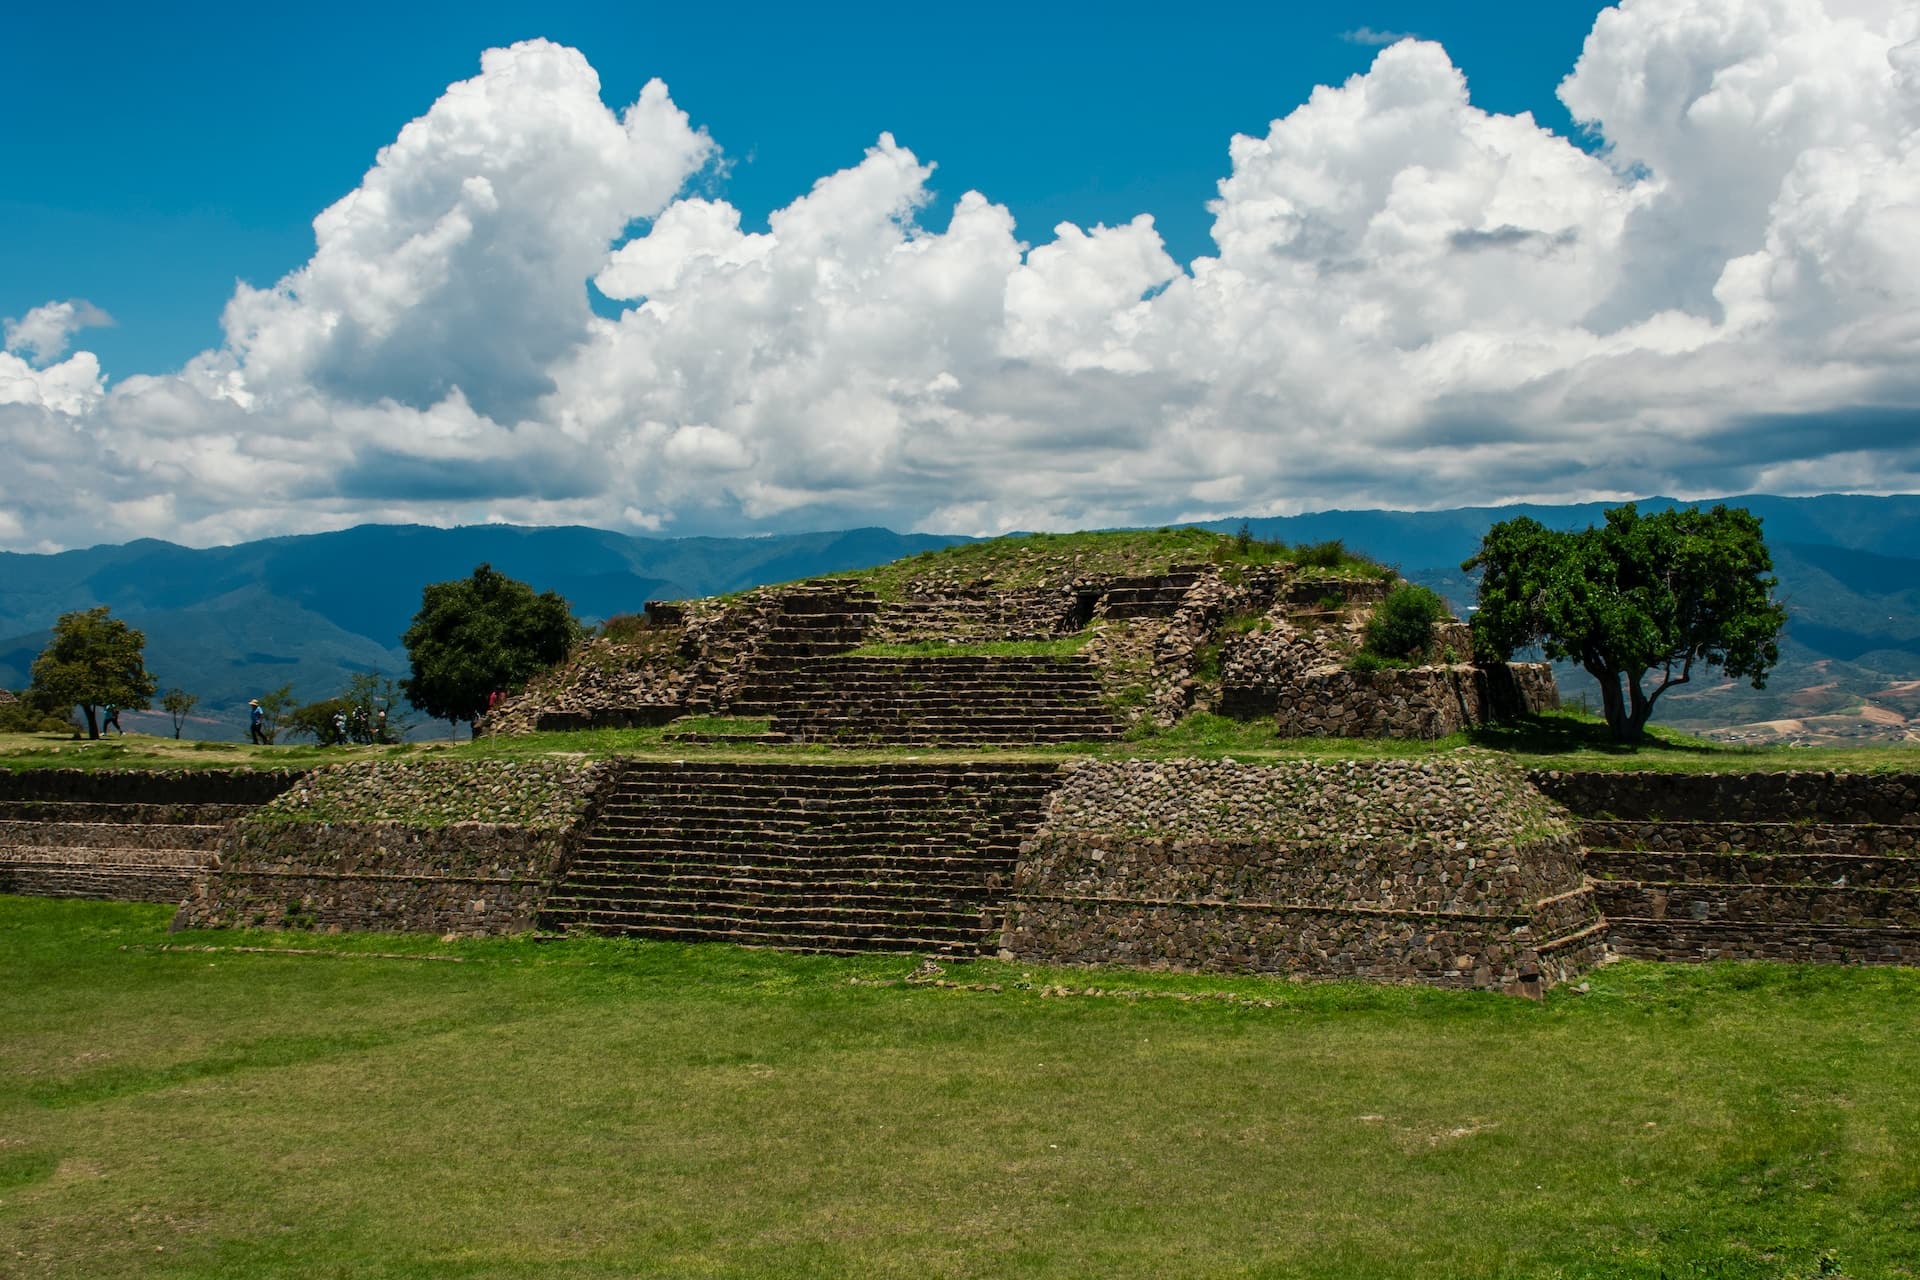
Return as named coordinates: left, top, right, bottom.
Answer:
left=4, top=1, right=1611, bottom=378
left=1, top=0, right=1916, bottom=552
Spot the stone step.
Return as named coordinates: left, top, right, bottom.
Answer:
left=0, top=844, right=215, bottom=868
left=0, top=820, right=225, bottom=852
left=596, top=801, right=1054, bottom=818
left=0, top=800, right=255, bottom=825
left=784, top=728, right=1121, bottom=743
left=544, top=893, right=991, bottom=927
left=536, top=908, right=993, bottom=954
left=1584, top=850, right=1920, bottom=888
left=576, top=845, right=1027, bottom=867
left=559, top=868, right=1002, bottom=896
left=1579, top=820, right=1919, bottom=856
left=1593, top=881, right=1920, bottom=927
left=0, top=863, right=200, bottom=903
left=569, top=848, right=1018, bottom=873
left=1604, top=917, right=1920, bottom=966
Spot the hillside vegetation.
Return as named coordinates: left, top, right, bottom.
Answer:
left=835, top=527, right=1387, bottom=597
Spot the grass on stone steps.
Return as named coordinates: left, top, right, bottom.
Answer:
left=845, top=636, right=1093, bottom=658
left=4, top=895, right=1919, bottom=1280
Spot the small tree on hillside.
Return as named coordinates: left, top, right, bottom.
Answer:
left=28, top=607, right=158, bottom=739
left=401, top=564, right=578, bottom=730
left=161, top=688, right=199, bottom=739
left=1465, top=503, right=1787, bottom=743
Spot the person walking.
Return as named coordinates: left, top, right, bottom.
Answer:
left=102, top=704, right=123, bottom=735
left=248, top=699, right=267, bottom=745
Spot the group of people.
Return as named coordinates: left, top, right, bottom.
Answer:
left=323, top=704, right=390, bottom=746
left=247, top=698, right=390, bottom=746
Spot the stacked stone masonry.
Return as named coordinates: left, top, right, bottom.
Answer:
left=0, top=769, right=302, bottom=903
left=540, top=761, right=1064, bottom=955
left=1000, top=755, right=1606, bottom=991
left=761, top=656, right=1124, bottom=746
left=1268, top=663, right=1559, bottom=739
left=1536, top=769, right=1920, bottom=965
left=177, top=759, right=614, bottom=937
left=482, top=557, right=1493, bottom=748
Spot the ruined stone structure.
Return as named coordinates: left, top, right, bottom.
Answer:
left=538, top=762, right=1063, bottom=954
left=483, top=558, right=1552, bottom=746
left=999, top=757, right=1605, bottom=992
left=177, top=759, right=614, bottom=937
left=1536, top=770, right=1920, bottom=965
left=5, top=761, right=1917, bottom=991
left=0, top=769, right=301, bottom=902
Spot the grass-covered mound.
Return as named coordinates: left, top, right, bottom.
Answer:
left=838, top=526, right=1388, bottom=597
left=6, top=896, right=1919, bottom=1278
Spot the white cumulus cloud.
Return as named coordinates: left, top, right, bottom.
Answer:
left=3, top=3, right=1919, bottom=553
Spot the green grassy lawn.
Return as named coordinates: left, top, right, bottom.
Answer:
left=4, top=712, right=1917, bottom=774
left=3, top=897, right=1918, bottom=1279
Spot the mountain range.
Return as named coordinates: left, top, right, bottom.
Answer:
left=2, top=495, right=1915, bottom=743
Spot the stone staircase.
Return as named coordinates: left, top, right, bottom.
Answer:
left=538, top=761, right=1065, bottom=954
left=0, top=770, right=303, bottom=904
left=870, top=589, right=1078, bottom=643
left=1580, top=819, right=1920, bottom=964
left=1535, top=771, right=1920, bottom=966
left=715, top=581, right=881, bottom=716
left=1094, top=567, right=1209, bottom=619
left=760, top=656, right=1125, bottom=746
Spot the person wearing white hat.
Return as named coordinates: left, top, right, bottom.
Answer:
left=248, top=699, right=267, bottom=745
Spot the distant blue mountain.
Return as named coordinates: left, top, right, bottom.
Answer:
left=1, top=495, right=1914, bottom=738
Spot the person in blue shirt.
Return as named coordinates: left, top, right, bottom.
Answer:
left=249, top=699, right=267, bottom=745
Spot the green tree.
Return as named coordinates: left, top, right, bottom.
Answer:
left=284, top=696, right=352, bottom=745
left=27, top=607, right=158, bottom=739
left=161, top=688, right=199, bottom=739
left=1465, top=503, right=1787, bottom=743
left=401, top=564, right=578, bottom=728
left=254, top=682, right=296, bottom=746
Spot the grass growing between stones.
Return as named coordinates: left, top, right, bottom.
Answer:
left=5, top=896, right=1919, bottom=1280
left=5, top=715, right=1918, bottom=775
left=847, top=637, right=1094, bottom=658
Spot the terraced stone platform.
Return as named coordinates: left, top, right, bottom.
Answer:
left=1537, top=771, right=1920, bottom=965
left=754, top=656, right=1124, bottom=746
left=0, top=771, right=303, bottom=904
left=539, top=761, right=1064, bottom=955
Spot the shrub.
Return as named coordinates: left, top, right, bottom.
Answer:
left=1295, top=539, right=1349, bottom=569
left=1347, top=650, right=1409, bottom=674
left=1364, top=584, right=1448, bottom=661
left=0, top=696, right=74, bottom=734
left=598, top=613, right=653, bottom=644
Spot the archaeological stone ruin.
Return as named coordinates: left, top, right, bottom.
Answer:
left=3, top=536, right=1915, bottom=992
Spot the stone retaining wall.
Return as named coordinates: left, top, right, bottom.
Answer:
left=1269, top=662, right=1558, bottom=739
left=1532, top=770, right=1920, bottom=824
left=1601, top=920, right=1920, bottom=965
left=176, top=758, right=615, bottom=936
left=1001, top=755, right=1603, bottom=991
left=1557, top=770, right=1920, bottom=966
left=0, top=769, right=304, bottom=905
left=177, top=822, right=576, bottom=935
left=0, top=769, right=305, bottom=805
